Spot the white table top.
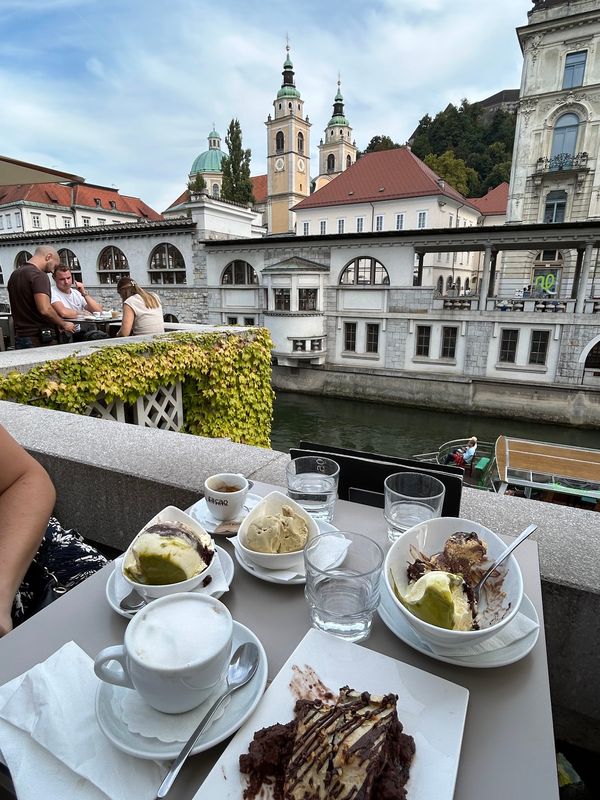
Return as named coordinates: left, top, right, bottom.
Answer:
left=0, top=482, right=558, bottom=800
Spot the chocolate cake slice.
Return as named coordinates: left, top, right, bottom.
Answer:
left=240, top=687, right=415, bottom=800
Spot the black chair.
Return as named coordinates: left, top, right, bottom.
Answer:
left=290, top=443, right=463, bottom=517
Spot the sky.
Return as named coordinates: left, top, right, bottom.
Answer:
left=1, top=0, right=530, bottom=213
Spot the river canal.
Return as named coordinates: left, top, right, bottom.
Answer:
left=271, top=392, right=600, bottom=456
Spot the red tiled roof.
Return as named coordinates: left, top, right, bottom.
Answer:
left=0, top=182, right=162, bottom=219
left=467, top=182, right=509, bottom=215
left=251, top=174, right=267, bottom=203
left=293, top=146, right=478, bottom=211
left=165, top=189, right=191, bottom=211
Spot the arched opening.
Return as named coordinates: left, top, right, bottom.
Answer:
left=221, top=260, right=259, bottom=285
left=0, top=264, right=3, bottom=286
left=465, top=277, right=470, bottom=292
left=97, top=246, right=129, bottom=284
left=584, top=341, right=600, bottom=370
left=550, top=113, right=580, bottom=169
left=436, top=276, right=444, bottom=293
left=212, top=183, right=220, bottom=199
left=163, top=313, right=179, bottom=323
left=149, top=243, right=186, bottom=285
left=58, top=248, right=82, bottom=284
left=297, top=132, right=304, bottom=154
left=14, top=251, right=32, bottom=269
left=339, top=257, right=390, bottom=285
left=276, top=131, right=284, bottom=153
left=446, top=276, right=453, bottom=291
left=327, top=154, right=335, bottom=173
left=455, top=277, right=462, bottom=294
left=346, top=155, right=352, bottom=169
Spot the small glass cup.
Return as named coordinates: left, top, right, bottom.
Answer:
left=303, top=531, right=384, bottom=643
left=384, top=472, right=445, bottom=543
left=286, top=456, right=340, bottom=524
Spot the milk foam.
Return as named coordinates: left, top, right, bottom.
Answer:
left=131, top=596, right=231, bottom=670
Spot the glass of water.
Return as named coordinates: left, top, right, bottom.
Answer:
left=286, top=456, right=340, bottom=523
left=384, top=472, right=445, bottom=543
left=304, top=531, right=384, bottom=643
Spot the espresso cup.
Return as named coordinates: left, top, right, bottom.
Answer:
left=94, top=593, right=233, bottom=714
left=204, top=473, right=249, bottom=521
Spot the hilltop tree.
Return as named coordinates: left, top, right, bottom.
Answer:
left=221, top=119, right=255, bottom=205
left=424, top=150, right=479, bottom=196
left=357, top=134, right=401, bottom=158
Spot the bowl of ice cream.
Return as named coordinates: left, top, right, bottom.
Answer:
left=122, top=506, right=217, bottom=599
left=237, top=491, right=319, bottom=570
left=384, top=517, right=523, bottom=649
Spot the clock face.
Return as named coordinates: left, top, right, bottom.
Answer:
left=275, top=157, right=285, bottom=172
left=298, top=158, right=305, bottom=173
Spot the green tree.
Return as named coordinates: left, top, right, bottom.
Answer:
left=188, top=173, right=206, bottom=194
left=357, top=134, right=402, bottom=158
left=424, top=150, right=479, bottom=197
left=221, top=119, right=255, bottom=205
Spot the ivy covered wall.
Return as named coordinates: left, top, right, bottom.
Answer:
left=0, top=330, right=274, bottom=447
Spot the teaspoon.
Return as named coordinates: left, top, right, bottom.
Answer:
left=156, top=641, right=260, bottom=797
left=119, top=588, right=147, bottom=612
left=472, top=524, right=538, bottom=603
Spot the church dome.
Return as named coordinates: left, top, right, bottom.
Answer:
left=190, top=129, right=225, bottom=175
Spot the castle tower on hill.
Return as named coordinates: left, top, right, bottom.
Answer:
left=266, top=46, right=311, bottom=235
left=316, top=79, right=357, bottom=191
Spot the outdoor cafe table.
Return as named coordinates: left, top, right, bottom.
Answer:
left=73, top=314, right=122, bottom=335
left=0, top=482, right=558, bottom=800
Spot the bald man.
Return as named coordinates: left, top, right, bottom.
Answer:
left=7, top=245, right=75, bottom=348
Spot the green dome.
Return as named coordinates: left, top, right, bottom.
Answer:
left=328, top=114, right=349, bottom=127
left=209, top=127, right=220, bottom=138
left=190, top=148, right=225, bottom=174
left=277, top=85, right=301, bottom=99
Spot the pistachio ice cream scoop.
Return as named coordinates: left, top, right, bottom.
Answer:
left=123, top=521, right=214, bottom=585
left=394, top=571, right=474, bottom=631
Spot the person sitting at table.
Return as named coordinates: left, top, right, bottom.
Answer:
left=51, top=266, right=108, bottom=342
left=115, top=277, right=165, bottom=337
left=444, top=436, right=478, bottom=467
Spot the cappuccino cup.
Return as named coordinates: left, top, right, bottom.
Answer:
left=204, top=473, right=250, bottom=521
left=94, top=593, right=233, bottom=714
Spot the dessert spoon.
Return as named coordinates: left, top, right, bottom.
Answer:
left=472, top=524, right=537, bottom=603
left=156, top=641, right=260, bottom=797
left=119, top=588, right=147, bottom=612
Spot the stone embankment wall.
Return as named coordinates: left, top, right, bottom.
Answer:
left=273, top=364, right=600, bottom=427
left=0, top=400, right=598, bottom=752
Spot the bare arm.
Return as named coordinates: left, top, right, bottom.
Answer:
left=51, top=299, right=79, bottom=319
left=34, top=293, right=75, bottom=333
left=73, top=282, right=103, bottom=313
left=0, top=426, right=56, bottom=636
left=116, top=303, right=135, bottom=337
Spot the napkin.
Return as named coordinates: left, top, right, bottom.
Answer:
left=230, top=534, right=351, bottom=582
left=230, top=536, right=304, bottom=581
left=428, top=612, right=539, bottom=657
left=0, top=641, right=165, bottom=800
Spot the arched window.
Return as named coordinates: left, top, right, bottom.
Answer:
left=550, top=113, right=580, bottom=169
left=221, top=260, right=258, bottom=285
left=455, top=277, right=461, bottom=294
left=339, top=257, right=390, bottom=285
left=148, top=243, right=186, bottom=285
left=327, top=154, right=335, bottom=173
left=346, top=155, right=352, bottom=169
left=58, top=248, right=82, bottom=284
left=163, top=313, right=179, bottom=323
left=465, top=278, right=470, bottom=292
left=0, top=264, right=3, bottom=286
left=585, top=342, right=600, bottom=370
left=212, top=183, right=220, bottom=199
left=446, top=276, right=453, bottom=291
left=298, top=132, right=304, bottom=154
left=276, top=131, right=284, bottom=153
left=97, top=246, right=129, bottom=284
left=14, top=251, right=32, bottom=268
left=436, top=276, right=444, bottom=293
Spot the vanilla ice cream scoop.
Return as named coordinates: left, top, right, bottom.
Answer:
left=123, top=521, right=214, bottom=585
left=395, top=571, right=475, bottom=631
left=245, top=505, right=309, bottom=554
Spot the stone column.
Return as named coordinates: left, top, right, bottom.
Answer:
left=575, top=243, right=594, bottom=314
left=414, top=251, right=424, bottom=286
left=478, top=246, right=493, bottom=310
left=487, top=250, right=498, bottom=298
left=571, top=247, right=584, bottom=300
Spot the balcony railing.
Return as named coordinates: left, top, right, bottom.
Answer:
left=535, top=152, right=588, bottom=172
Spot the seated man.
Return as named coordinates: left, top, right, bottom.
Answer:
left=51, top=266, right=108, bottom=342
left=444, top=436, right=478, bottom=467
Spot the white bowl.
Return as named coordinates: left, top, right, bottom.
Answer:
left=122, top=505, right=217, bottom=599
left=237, top=491, right=319, bottom=570
left=384, top=517, right=523, bottom=650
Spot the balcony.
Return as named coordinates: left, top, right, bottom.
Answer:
left=535, top=152, right=589, bottom=173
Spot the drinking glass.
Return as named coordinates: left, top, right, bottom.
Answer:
left=384, top=472, right=445, bottom=542
left=286, top=456, right=340, bottom=523
left=303, top=531, right=384, bottom=643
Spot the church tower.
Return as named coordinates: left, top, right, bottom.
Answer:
left=266, top=46, right=311, bottom=235
left=316, top=80, right=356, bottom=191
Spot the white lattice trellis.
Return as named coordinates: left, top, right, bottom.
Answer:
left=85, top=397, right=126, bottom=422
left=134, top=381, right=183, bottom=430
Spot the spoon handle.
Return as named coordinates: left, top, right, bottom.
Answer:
left=477, top=524, right=538, bottom=591
left=156, top=688, right=233, bottom=798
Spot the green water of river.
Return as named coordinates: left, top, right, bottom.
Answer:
left=271, top=392, right=600, bottom=456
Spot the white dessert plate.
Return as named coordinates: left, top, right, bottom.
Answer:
left=95, top=621, right=267, bottom=760
left=105, top=546, right=234, bottom=619
left=194, top=627, right=469, bottom=800
left=188, top=493, right=263, bottom=534
left=377, top=578, right=540, bottom=668
left=232, top=520, right=338, bottom=585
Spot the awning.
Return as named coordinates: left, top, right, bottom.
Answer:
left=0, top=155, right=84, bottom=186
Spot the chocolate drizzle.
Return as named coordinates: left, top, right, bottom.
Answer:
left=143, top=522, right=214, bottom=566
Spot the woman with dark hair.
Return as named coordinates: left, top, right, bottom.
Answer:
left=115, top=277, right=165, bottom=337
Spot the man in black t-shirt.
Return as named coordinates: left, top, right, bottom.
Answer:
left=7, top=245, right=75, bottom=349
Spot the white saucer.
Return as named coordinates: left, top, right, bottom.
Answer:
left=188, top=493, right=262, bottom=534
left=233, top=521, right=338, bottom=586
left=95, top=621, right=267, bottom=760
left=105, top=545, right=234, bottom=619
left=377, top=579, right=540, bottom=669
